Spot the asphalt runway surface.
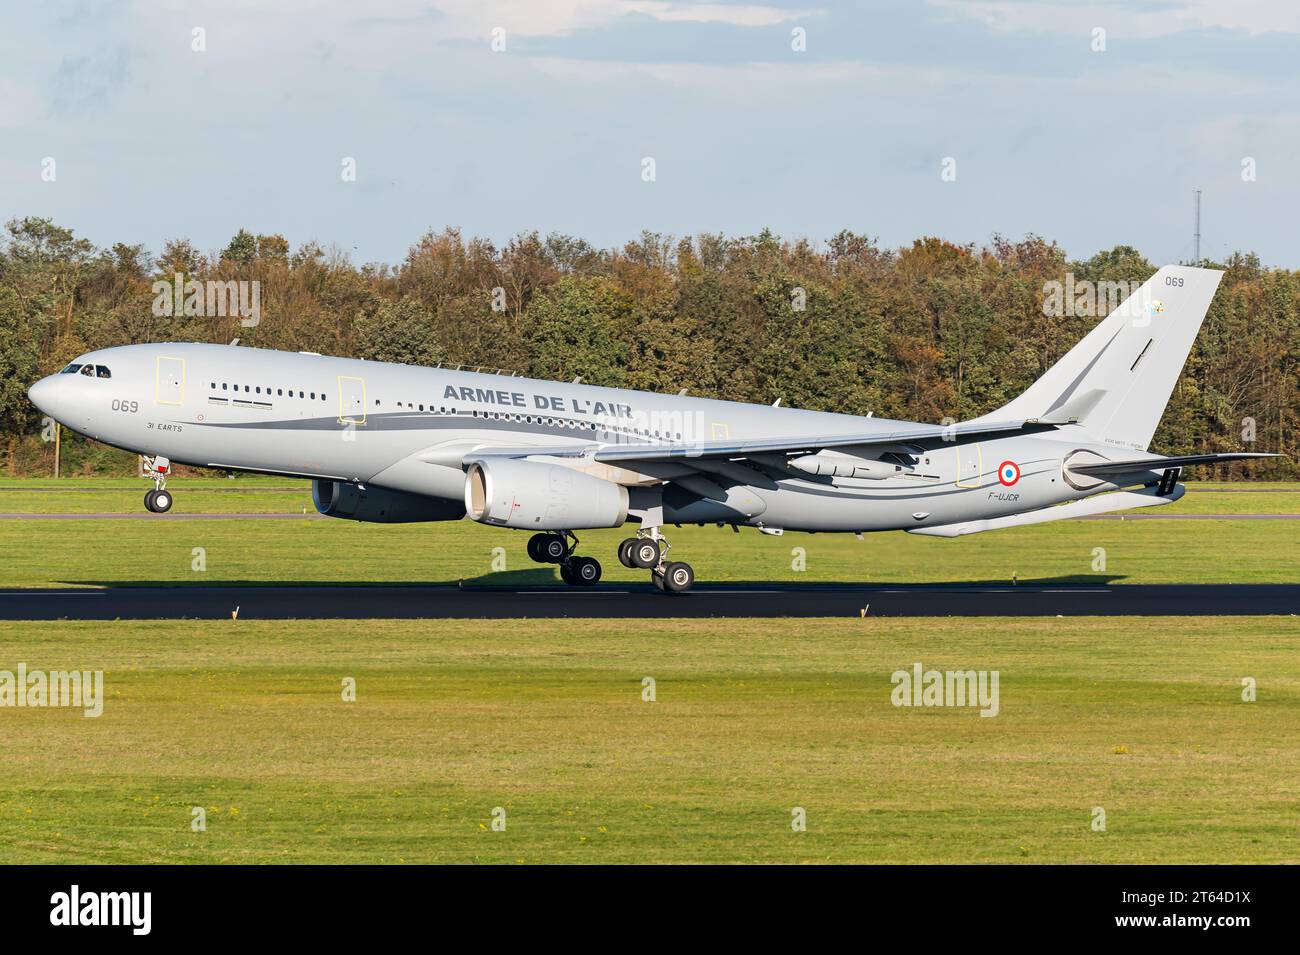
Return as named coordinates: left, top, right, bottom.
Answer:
left=2, top=582, right=1297, bottom=619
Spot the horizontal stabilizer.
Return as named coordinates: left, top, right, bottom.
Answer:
left=1069, top=452, right=1278, bottom=478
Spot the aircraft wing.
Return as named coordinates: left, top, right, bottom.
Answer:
left=1067, top=452, right=1279, bottom=479
left=588, top=419, right=1055, bottom=465
left=464, top=419, right=1057, bottom=466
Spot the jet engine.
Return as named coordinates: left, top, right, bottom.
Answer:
left=464, top=458, right=629, bottom=530
left=312, top=479, right=465, bottom=523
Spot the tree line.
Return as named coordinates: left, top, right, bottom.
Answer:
left=1, top=217, right=1295, bottom=477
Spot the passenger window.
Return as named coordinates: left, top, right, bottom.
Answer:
left=256, top=387, right=261, bottom=394
left=223, top=383, right=228, bottom=390
left=277, top=389, right=283, bottom=396
left=310, top=393, right=316, bottom=400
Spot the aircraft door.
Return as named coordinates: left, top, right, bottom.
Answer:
left=955, top=442, right=982, bottom=488
left=338, top=375, right=366, bottom=424
left=155, top=356, right=185, bottom=405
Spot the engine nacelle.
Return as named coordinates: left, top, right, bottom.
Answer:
left=312, top=479, right=465, bottom=523
left=464, top=458, right=629, bottom=530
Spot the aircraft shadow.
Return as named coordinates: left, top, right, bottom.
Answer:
left=62, top=572, right=1131, bottom=590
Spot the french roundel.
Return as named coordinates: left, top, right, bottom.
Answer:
left=998, top=461, right=1021, bottom=486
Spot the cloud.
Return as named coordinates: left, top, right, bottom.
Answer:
left=376, top=0, right=812, bottom=38
left=927, top=0, right=1300, bottom=39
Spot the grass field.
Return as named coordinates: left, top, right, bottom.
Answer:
left=1, top=479, right=1297, bottom=864
left=1, top=478, right=1299, bottom=588
left=0, top=616, right=1296, bottom=864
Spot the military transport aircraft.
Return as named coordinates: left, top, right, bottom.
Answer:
left=27, top=265, right=1274, bottom=593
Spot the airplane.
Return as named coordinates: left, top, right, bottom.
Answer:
left=26, top=265, right=1275, bottom=593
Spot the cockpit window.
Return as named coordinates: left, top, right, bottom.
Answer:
left=60, top=363, right=82, bottom=374
left=80, top=365, right=95, bottom=377
left=96, top=365, right=111, bottom=379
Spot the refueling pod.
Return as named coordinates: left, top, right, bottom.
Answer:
left=788, top=451, right=905, bottom=480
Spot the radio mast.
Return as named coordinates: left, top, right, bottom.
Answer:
left=1193, top=189, right=1202, bottom=264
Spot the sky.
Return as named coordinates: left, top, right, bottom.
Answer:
left=2, top=0, right=1298, bottom=267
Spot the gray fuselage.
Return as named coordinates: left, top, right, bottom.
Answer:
left=29, top=342, right=1126, bottom=533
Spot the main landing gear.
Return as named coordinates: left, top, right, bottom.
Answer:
left=527, top=531, right=602, bottom=586
left=617, top=529, right=694, bottom=594
left=142, top=456, right=173, bottom=513
left=526, top=529, right=695, bottom=593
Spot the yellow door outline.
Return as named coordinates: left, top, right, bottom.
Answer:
left=337, top=375, right=367, bottom=425
left=955, top=442, right=982, bottom=488
left=154, top=356, right=185, bottom=406
left=710, top=422, right=730, bottom=440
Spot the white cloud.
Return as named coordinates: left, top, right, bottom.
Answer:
left=927, top=0, right=1300, bottom=38
left=395, top=0, right=810, bottom=38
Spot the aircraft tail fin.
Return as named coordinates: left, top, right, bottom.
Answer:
left=981, top=265, right=1223, bottom=451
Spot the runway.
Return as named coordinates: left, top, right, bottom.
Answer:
left=2, top=582, right=1297, bottom=619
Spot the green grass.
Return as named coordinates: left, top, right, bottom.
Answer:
left=1, top=510, right=1299, bottom=588
left=0, top=616, right=1296, bottom=864
left=2, top=477, right=1298, bottom=515
left=2, top=479, right=1295, bottom=865
left=0, top=476, right=306, bottom=514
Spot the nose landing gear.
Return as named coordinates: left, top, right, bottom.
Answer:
left=617, top=529, right=694, bottom=593
left=142, top=456, right=173, bottom=513
left=527, top=531, right=602, bottom=587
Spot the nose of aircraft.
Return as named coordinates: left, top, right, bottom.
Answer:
left=27, top=374, right=83, bottom=427
left=27, top=375, right=60, bottom=416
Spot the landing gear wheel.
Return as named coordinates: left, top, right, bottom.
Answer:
left=630, top=538, right=661, bottom=569
left=661, top=561, right=694, bottom=593
left=651, top=569, right=667, bottom=592
left=617, top=538, right=639, bottom=568
left=540, top=535, right=568, bottom=563
left=560, top=562, right=579, bottom=585
left=527, top=533, right=549, bottom=563
left=144, top=489, right=158, bottom=512
left=570, top=556, right=602, bottom=586
left=151, top=489, right=173, bottom=513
